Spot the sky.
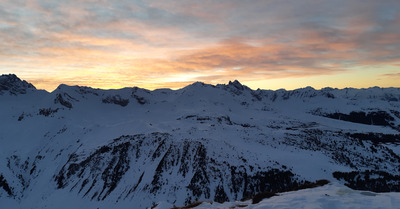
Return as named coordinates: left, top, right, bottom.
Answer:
left=0, top=0, right=399, bottom=91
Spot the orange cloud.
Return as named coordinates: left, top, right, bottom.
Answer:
left=1, top=0, right=400, bottom=91
left=381, top=73, right=400, bottom=78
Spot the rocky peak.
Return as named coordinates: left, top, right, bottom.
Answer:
left=219, top=80, right=251, bottom=95
left=228, top=80, right=245, bottom=91
left=0, top=74, right=36, bottom=95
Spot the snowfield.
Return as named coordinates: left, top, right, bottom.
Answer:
left=1, top=74, right=400, bottom=208
left=178, top=182, right=400, bottom=209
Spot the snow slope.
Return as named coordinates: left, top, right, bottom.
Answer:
left=1, top=74, right=400, bottom=208
left=182, top=182, right=400, bottom=209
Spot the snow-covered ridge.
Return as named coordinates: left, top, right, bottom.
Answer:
left=172, top=182, right=400, bottom=209
left=0, top=74, right=36, bottom=95
left=1, top=74, right=400, bottom=208
left=2, top=73, right=400, bottom=102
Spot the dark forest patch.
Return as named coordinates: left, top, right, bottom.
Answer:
left=333, top=170, right=400, bottom=192
left=324, top=111, right=394, bottom=126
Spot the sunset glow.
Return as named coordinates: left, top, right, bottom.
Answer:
left=1, top=0, right=399, bottom=91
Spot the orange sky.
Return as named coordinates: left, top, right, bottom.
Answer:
left=1, top=0, right=399, bottom=91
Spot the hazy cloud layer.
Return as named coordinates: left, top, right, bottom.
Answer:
left=0, top=0, right=399, bottom=90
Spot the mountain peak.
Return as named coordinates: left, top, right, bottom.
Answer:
left=0, top=74, right=36, bottom=95
left=225, top=80, right=252, bottom=93
left=54, top=84, right=74, bottom=91
left=182, top=81, right=214, bottom=91
left=189, top=81, right=207, bottom=87
left=228, top=80, right=243, bottom=89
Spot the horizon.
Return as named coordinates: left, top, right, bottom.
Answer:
left=2, top=73, right=397, bottom=93
left=1, top=1, right=400, bottom=91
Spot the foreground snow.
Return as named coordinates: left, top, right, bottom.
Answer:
left=169, top=183, right=400, bottom=209
left=3, top=183, right=398, bottom=209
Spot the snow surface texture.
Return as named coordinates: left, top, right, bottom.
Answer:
left=1, top=74, right=400, bottom=208
left=167, top=182, right=400, bottom=209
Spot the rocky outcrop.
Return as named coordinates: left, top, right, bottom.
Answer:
left=0, top=174, right=13, bottom=197
left=102, top=95, right=129, bottom=107
left=54, top=93, right=76, bottom=108
left=333, top=170, right=400, bottom=192
left=324, top=111, right=395, bottom=127
left=0, top=74, right=36, bottom=95
left=55, top=133, right=302, bottom=205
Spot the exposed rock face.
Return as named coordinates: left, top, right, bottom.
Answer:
left=55, top=133, right=302, bottom=205
left=102, top=95, right=130, bottom=107
left=324, top=111, right=395, bottom=127
left=54, top=93, right=74, bottom=108
left=0, top=74, right=36, bottom=95
left=333, top=170, right=400, bottom=192
left=0, top=174, right=13, bottom=197
left=38, top=108, right=59, bottom=117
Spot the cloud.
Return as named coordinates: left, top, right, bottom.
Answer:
left=381, top=73, right=400, bottom=78
left=1, top=0, right=400, bottom=90
left=114, top=37, right=349, bottom=88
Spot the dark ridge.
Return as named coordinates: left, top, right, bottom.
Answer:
left=0, top=74, right=36, bottom=95
left=228, top=80, right=245, bottom=91
left=38, top=108, right=59, bottom=117
left=0, top=174, right=13, bottom=196
left=223, top=80, right=252, bottom=95
left=102, top=95, right=130, bottom=107
left=324, top=111, right=395, bottom=127
left=54, top=93, right=74, bottom=108
left=251, top=179, right=329, bottom=204
left=214, top=184, right=229, bottom=203
left=171, top=201, right=205, bottom=209
left=333, top=171, right=400, bottom=192
left=55, top=133, right=305, bottom=205
left=251, top=192, right=276, bottom=204
left=347, top=133, right=400, bottom=144
left=55, top=142, right=131, bottom=201
left=133, top=94, right=146, bottom=104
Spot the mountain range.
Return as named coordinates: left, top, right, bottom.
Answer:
left=1, top=74, right=400, bottom=208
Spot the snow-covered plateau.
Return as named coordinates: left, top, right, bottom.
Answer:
left=1, top=74, right=400, bottom=208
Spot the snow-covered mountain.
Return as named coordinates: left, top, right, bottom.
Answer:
left=1, top=74, right=400, bottom=208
